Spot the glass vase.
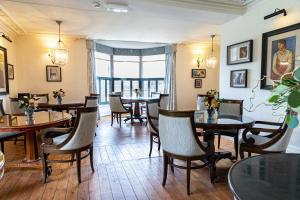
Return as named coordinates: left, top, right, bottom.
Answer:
left=56, top=96, right=62, bottom=104
left=25, top=107, right=34, bottom=121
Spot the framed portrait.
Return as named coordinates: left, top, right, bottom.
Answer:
left=261, top=23, right=300, bottom=89
left=227, top=40, right=253, bottom=65
left=192, top=69, right=206, bottom=78
left=0, top=46, right=9, bottom=94
left=230, top=69, right=247, bottom=88
left=194, top=79, right=202, bottom=88
left=46, top=65, right=61, bottom=82
left=8, top=64, right=14, bottom=80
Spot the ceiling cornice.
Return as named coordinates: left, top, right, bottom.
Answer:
left=0, top=6, right=25, bottom=35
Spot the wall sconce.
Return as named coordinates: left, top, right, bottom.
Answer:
left=264, top=8, right=287, bottom=20
left=193, top=49, right=205, bottom=68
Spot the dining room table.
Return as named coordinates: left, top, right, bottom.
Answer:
left=37, top=101, right=85, bottom=112
left=0, top=111, right=72, bottom=162
left=122, top=96, right=159, bottom=123
left=228, top=153, right=300, bottom=200
left=194, top=114, right=255, bottom=182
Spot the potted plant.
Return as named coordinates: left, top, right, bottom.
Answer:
left=268, top=67, right=300, bottom=128
left=53, top=89, right=65, bottom=104
left=204, top=90, right=220, bottom=119
left=18, top=96, right=37, bottom=120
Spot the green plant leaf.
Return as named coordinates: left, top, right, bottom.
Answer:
left=291, top=106, right=300, bottom=113
left=288, top=90, right=300, bottom=108
left=268, top=94, right=280, bottom=103
left=287, top=114, right=299, bottom=128
left=272, top=84, right=289, bottom=94
left=294, top=67, right=300, bottom=81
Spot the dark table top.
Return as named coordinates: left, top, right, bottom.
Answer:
left=122, top=97, right=159, bottom=103
left=228, top=153, right=300, bottom=200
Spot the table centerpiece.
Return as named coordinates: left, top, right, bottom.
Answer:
left=53, top=89, right=65, bottom=104
left=18, top=96, right=37, bottom=120
left=204, top=90, right=220, bottom=119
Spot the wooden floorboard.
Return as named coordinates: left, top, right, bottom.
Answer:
left=0, top=117, right=234, bottom=200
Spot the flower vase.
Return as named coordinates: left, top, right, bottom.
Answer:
left=56, top=96, right=62, bottom=104
left=25, top=107, right=34, bottom=121
left=207, top=108, right=214, bottom=120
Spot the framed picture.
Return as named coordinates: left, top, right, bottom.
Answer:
left=261, top=23, right=300, bottom=89
left=0, top=46, right=9, bottom=94
left=227, top=40, right=253, bottom=65
left=8, top=64, right=14, bottom=80
left=46, top=65, right=61, bottom=82
left=230, top=69, right=247, bottom=88
left=194, top=79, right=202, bottom=88
left=192, top=69, right=206, bottom=78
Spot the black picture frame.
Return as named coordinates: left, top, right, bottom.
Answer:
left=227, top=40, right=253, bottom=65
left=46, top=65, right=62, bottom=82
left=0, top=46, right=9, bottom=94
left=8, top=64, right=14, bottom=80
left=230, top=69, right=248, bottom=88
left=261, top=22, right=300, bottom=90
left=194, top=79, right=202, bottom=88
left=191, top=69, right=206, bottom=78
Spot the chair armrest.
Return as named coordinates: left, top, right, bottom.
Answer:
left=241, top=127, right=280, bottom=145
left=41, top=127, right=72, bottom=143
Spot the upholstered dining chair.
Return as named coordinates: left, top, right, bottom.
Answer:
left=10, top=97, right=25, bottom=115
left=0, top=99, right=26, bottom=153
left=216, top=99, right=243, bottom=158
left=159, top=109, right=215, bottom=195
left=109, top=94, right=133, bottom=127
left=41, top=107, right=98, bottom=183
left=146, top=100, right=160, bottom=157
left=159, top=94, right=169, bottom=110
left=31, top=93, right=49, bottom=104
left=239, top=118, right=293, bottom=159
left=196, top=94, right=208, bottom=110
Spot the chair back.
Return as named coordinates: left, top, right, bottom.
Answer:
left=0, top=99, right=5, bottom=117
left=10, top=97, right=24, bottom=115
left=60, top=107, right=98, bottom=150
left=196, top=94, right=208, bottom=110
left=159, top=110, right=207, bottom=157
left=267, top=123, right=294, bottom=152
left=31, top=94, right=49, bottom=104
left=218, top=99, right=243, bottom=117
left=85, top=96, right=98, bottom=107
left=18, top=93, right=30, bottom=99
left=159, top=94, right=169, bottom=110
left=112, top=92, right=122, bottom=96
left=109, top=94, right=127, bottom=113
left=146, top=100, right=159, bottom=134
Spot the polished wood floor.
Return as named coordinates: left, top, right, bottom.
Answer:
left=0, top=117, right=235, bottom=200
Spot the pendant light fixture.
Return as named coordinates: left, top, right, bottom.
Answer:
left=206, top=35, right=217, bottom=69
left=48, top=20, right=68, bottom=66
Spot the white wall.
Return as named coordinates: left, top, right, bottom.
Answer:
left=15, top=35, right=89, bottom=104
left=176, top=43, right=220, bottom=109
left=220, top=0, right=300, bottom=151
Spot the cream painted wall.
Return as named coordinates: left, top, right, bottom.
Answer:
left=220, top=0, right=300, bottom=151
left=176, top=43, right=220, bottom=110
left=15, top=35, right=89, bottom=103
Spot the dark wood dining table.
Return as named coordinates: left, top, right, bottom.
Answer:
left=228, top=153, right=300, bottom=200
left=0, top=111, right=72, bottom=161
left=122, top=97, right=159, bottom=123
left=38, top=102, right=85, bottom=112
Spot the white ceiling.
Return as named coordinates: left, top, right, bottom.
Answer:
left=0, top=0, right=256, bottom=43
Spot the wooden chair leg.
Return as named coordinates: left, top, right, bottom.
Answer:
left=217, top=135, right=221, bottom=149
left=234, top=136, right=239, bottom=159
left=187, top=160, right=191, bottom=195
left=170, top=158, right=174, bottom=174
left=0, top=141, right=4, bottom=154
left=14, top=137, right=17, bottom=144
left=130, top=111, right=133, bottom=124
left=119, top=114, right=122, bottom=127
left=42, top=153, right=48, bottom=184
left=158, top=138, right=161, bottom=151
left=76, top=151, right=82, bottom=183
left=90, top=146, right=95, bottom=172
left=240, top=149, right=245, bottom=159
left=248, top=152, right=252, bottom=157
left=70, top=153, right=75, bottom=166
left=111, top=112, right=113, bottom=126
left=162, top=153, right=168, bottom=186
left=149, top=133, right=153, bottom=157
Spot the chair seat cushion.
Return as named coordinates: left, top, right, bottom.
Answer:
left=52, top=134, right=69, bottom=145
left=239, top=133, right=271, bottom=146
left=0, top=132, right=23, bottom=140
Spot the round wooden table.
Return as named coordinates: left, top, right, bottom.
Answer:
left=0, top=111, right=72, bottom=161
left=228, top=154, right=300, bottom=200
left=38, top=102, right=84, bottom=112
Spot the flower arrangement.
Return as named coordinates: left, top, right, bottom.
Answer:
left=134, top=88, right=141, bottom=97
left=268, top=67, right=300, bottom=128
left=53, top=89, right=65, bottom=104
left=18, top=96, right=37, bottom=119
left=204, top=90, right=220, bottom=110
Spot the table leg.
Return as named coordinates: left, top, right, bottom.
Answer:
left=133, top=102, right=140, bottom=117
left=25, top=131, right=39, bottom=162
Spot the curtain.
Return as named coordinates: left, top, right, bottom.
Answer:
left=86, top=39, right=97, bottom=94
left=164, top=44, right=177, bottom=110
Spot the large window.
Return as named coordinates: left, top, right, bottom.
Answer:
left=95, top=52, right=166, bottom=104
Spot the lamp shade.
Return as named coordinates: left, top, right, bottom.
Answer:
left=49, top=41, right=68, bottom=66
left=206, top=55, right=217, bottom=69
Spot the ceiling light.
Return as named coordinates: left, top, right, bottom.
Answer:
left=206, top=35, right=217, bottom=69
left=48, top=20, right=68, bottom=66
left=105, top=3, right=129, bottom=13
